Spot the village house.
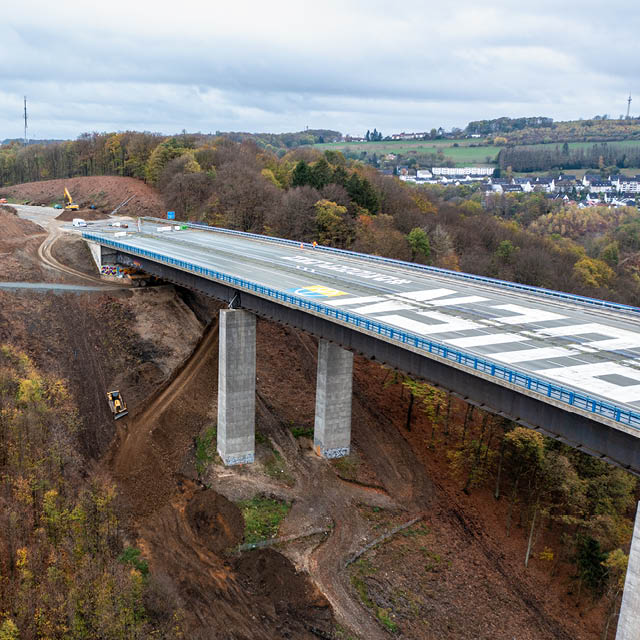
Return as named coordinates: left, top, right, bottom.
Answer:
left=589, top=180, right=614, bottom=194
left=582, top=174, right=602, bottom=187
left=513, top=177, right=534, bottom=192
left=532, top=176, right=555, bottom=193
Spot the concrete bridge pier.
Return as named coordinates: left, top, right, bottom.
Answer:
left=617, top=501, right=640, bottom=639
left=217, top=309, right=256, bottom=465
left=314, top=340, right=353, bottom=459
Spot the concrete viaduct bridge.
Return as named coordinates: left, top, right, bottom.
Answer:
left=84, top=217, right=640, bottom=639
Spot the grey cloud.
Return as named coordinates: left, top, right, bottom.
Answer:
left=1, top=0, right=639, bottom=139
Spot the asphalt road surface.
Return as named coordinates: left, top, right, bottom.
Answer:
left=86, top=221, right=640, bottom=420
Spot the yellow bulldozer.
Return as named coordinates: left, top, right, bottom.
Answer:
left=64, top=187, right=79, bottom=211
left=106, top=390, right=128, bottom=420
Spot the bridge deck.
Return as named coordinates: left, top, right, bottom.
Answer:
left=84, top=220, right=640, bottom=433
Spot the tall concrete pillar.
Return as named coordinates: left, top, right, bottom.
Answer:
left=217, top=309, right=256, bottom=465
left=617, top=501, right=640, bottom=640
left=314, top=340, right=353, bottom=459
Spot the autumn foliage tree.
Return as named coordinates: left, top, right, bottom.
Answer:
left=0, top=345, right=181, bottom=638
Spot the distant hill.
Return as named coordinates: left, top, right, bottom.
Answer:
left=212, top=129, right=342, bottom=150
left=465, top=117, right=640, bottom=145
left=1, top=138, right=66, bottom=146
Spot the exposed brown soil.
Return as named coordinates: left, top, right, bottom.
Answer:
left=50, top=233, right=98, bottom=277
left=0, top=285, right=202, bottom=459
left=186, top=489, right=245, bottom=553
left=350, top=359, right=609, bottom=639
left=55, top=209, right=107, bottom=221
left=234, top=548, right=334, bottom=629
left=0, top=205, right=47, bottom=281
left=140, top=479, right=335, bottom=640
left=0, top=176, right=164, bottom=217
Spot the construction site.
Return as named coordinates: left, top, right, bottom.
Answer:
left=0, top=176, right=633, bottom=640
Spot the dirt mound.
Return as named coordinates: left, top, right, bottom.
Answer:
left=0, top=176, right=165, bottom=218
left=139, top=479, right=335, bottom=640
left=0, top=206, right=44, bottom=240
left=0, top=204, right=17, bottom=215
left=0, top=206, right=47, bottom=281
left=51, top=234, right=98, bottom=277
left=55, top=209, right=106, bottom=222
left=235, top=548, right=333, bottom=617
left=186, top=489, right=244, bottom=553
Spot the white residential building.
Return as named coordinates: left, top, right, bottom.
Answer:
left=589, top=180, right=614, bottom=194
left=432, top=167, right=494, bottom=176
left=612, top=176, right=640, bottom=193
left=416, top=169, right=433, bottom=179
left=513, top=177, right=534, bottom=192
left=533, top=177, right=555, bottom=193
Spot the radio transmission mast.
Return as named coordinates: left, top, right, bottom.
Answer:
left=626, top=94, right=632, bottom=119
left=23, top=96, right=28, bottom=145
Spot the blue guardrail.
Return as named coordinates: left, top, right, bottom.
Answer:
left=83, top=230, right=640, bottom=431
left=142, top=217, right=640, bottom=317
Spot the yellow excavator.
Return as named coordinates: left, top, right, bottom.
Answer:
left=106, top=390, right=128, bottom=420
left=64, top=187, right=79, bottom=211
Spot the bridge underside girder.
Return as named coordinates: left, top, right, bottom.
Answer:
left=115, top=252, right=640, bottom=475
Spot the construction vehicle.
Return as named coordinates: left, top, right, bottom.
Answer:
left=106, top=390, right=128, bottom=419
left=64, top=187, right=79, bottom=211
left=120, top=266, right=154, bottom=287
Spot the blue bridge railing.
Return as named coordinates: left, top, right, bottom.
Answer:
left=142, top=217, right=640, bottom=317
left=83, top=231, right=640, bottom=431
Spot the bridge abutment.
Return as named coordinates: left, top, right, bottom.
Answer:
left=87, top=241, right=117, bottom=271
left=217, top=309, right=256, bottom=465
left=314, top=340, right=353, bottom=459
left=617, top=500, right=640, bottom=640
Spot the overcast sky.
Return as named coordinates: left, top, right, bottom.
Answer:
left=2, top=0, right=638, bottom=140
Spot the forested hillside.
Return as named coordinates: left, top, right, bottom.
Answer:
left=0, top=130, right=341, bottom=187
left=0, top=345, right=182, bottom=638
left=468, top=117, right=640, bottom=145
left=498, top=141, right=640, bottom=172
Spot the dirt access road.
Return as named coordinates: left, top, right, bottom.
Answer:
left=11, top=204, right=121, bottom=286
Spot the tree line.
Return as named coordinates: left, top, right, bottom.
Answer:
left=498, top=142, right=640, bottom=172
left=466, top=116, right=554, bottom=135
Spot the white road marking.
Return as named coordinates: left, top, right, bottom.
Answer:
left=379, top=311, right=481, bottom=336
left=445, top=333, right=530, bottom=348
left=326, top=295, right=385, bottom=306
left=353, top=300, right=415, bottom=314
left=541, top=362, right=640, bottom=403
left=492, top=304, right=567, bottom=325
left=398, top=288, right=456, bottom=301
left=537, top=323, right=640, bottom=352
left=491, top=346, right=579, bottom=364
left=429, top=295, right=488, bottom=307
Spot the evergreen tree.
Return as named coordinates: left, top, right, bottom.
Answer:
left=291, top=160, right=312, bottom=187
left=310, top=157, right=332, bottom=190
left=346, top=173, right=380, bottom=213
left=332, top=165, right=349, bottom=187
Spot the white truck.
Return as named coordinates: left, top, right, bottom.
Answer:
left=72, top=218, right=87, bottom=227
